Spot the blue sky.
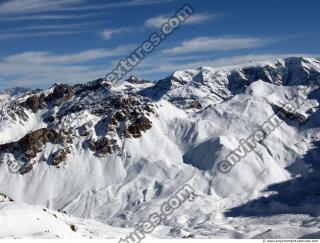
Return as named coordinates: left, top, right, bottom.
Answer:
left=0, top=0, right=319, bottom=90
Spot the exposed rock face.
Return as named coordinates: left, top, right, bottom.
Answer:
left=188, top=100, right=203, bottom=109
left=84, top=95, right=154, bottom=154
left=127, top=116, right=152, bottom=138
left=125, top=75, right=150, bottom=84
left=0, top=80, right=155, bottom=174
left=0, top=128, right=63, bottom=174
left=20, top=84, right=75, bottom=113
left=0, top=128, right=61, bottom=158
left=20, top=94, right=46, bottom=112
left=273, top=105, right=308, bottom=125
left=51, top=147, right=72, bottom=166
left=19, top=164, right=34, bottom=175
left=88, top=138, right=113, bottom=155
left=0, top=192, right=13, bottom=202
left=46, top=84, right=75, bottom=104
left=18, top=128, right=61, bottom=155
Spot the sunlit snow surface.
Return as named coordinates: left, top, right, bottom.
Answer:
left=1, top=57, right=320, bottom=239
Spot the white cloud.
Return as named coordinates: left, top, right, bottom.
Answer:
left=0, top=13, right=102, bottom=21
left=162, top=36, right=279, bottom=55
left=0, top=55, right=109, bottom=88
left=0, top=63, right=107, bottom=88
left=100, top=28, right=130, bottom=40
left=5, top=22, right=102, bottom=32
left=145, top=13, right=217, bottom=28
left=0, top=30, right=89, bottom=40
left=61, top=0, right=174, bottom=11
left=0, top=18, right=104, bottom=40
left=0, top=45, right=137, bottom=88
left=0, top=0, right=85, bottom=15
left=0, top=0, right=173, bottom=16
left=4, top=45, right=134, bottom=65
left=144, top=15, right=170, bottom=28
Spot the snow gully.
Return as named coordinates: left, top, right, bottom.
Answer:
left=217, top=85, right=312, bottom=174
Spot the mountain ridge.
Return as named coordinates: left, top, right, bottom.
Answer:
left=0, top=56, right=320, bottom=239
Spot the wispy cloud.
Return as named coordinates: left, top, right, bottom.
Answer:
left=0, top=30, right=90, bottom=40
left=0, top=63, right=107, bottom=88
left=100, top=28, right=131, bottom=40
left=5, top=22, right=103, bottom=32
left=4, top=45, right=134, bottom=64
left=0, top=45, right=137, bottom=88
left=0, top=13, right=103, bottom=21
left=0, top=0, right=85, bottom=15
left=0, top=20, right=105, bottom=41
left=145, top=13, right=218, bottom=28
left=0, top=0, right=174, bottom=41
left=60, top=0, right=174, bottom=11
left=162, top=36, right=280, bottom=55
left=0, top=0, right=173, bottom=16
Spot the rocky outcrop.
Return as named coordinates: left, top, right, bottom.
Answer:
left=127, top=116, right=152, bottom=138
left=20, top=94, right=46, bottom=112
left=125, top=75, right=150, bottom=84
left=0, top=192, right=13, bottom=202
left=273, top=105, right=308, bottom=125
left=20, top=84, right=75, bottom=113
left=88, top=138, right=112, bottom=155
left=46, top=84, right=75, bottom=104
left=51, top=147, right=72, bottom=166
left=0, top=73, right=157, bottom=174
left=18, top=128, right=61, bottom=155
left=0, top=128, right=63, bottom=174
left=19, top=163, right=34, bottom=175
left=188, top=100, right=203, bottom=109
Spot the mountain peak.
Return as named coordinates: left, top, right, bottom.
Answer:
left=125, top=75, right=150, bottom=84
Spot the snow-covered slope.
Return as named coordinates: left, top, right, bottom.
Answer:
left=0, top=197, right=133, bottom=239
left=0, top=87, right=33, bottom=101
left=0, top=57, right=320, bottom=239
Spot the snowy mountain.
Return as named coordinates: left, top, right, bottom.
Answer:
left=0, top=196, right=133, bottom=239
left=0, top=56, right=320, bottom=239
left=0, top=87, right=32, bottom=97
left=0, top=87, right=35, bottom=103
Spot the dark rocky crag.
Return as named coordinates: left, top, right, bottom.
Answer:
left=0, top=80, right=155, bottom=174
